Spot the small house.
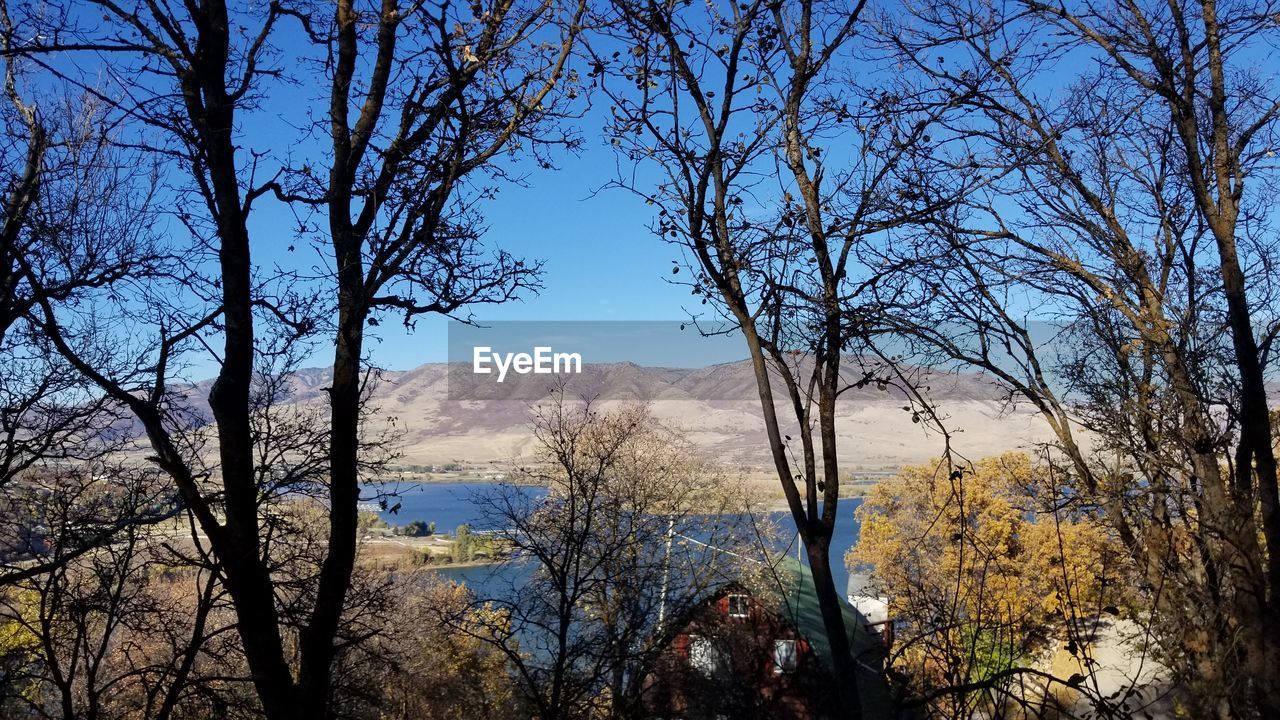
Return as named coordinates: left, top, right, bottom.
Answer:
left=643, top=557, right=891, bottom=720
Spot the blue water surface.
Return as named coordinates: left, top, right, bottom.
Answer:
left=362, top=481, right=864, bottom=593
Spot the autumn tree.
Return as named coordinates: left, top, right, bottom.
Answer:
left=867, top=0, right=1280, bottom=714
left=851, top=454, right=1130, bottom=718
left=370, top=575, right=522, bottom=720
left=467, top=397, right=768, bottom=720
left=0, top=476, right=250, bottom=720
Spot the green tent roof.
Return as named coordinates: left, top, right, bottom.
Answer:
left=759, top=555, right=893, bottom=718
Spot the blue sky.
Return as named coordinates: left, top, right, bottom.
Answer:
left=248, top=143, right=699, bottom=370
left=207, top=31, right=708, bottom=372
left=0, top=5, right=703, bottom=376
left=48, top=5, right=1113, bottom=376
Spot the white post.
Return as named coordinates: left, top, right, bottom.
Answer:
left=656, top=516, right=676, bottom=630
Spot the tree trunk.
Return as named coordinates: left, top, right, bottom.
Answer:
left=201, top=98, right=300, bottom=720
left=807, top=536, right=864, bottom=719
left=734, top=319, right=864, bottom=719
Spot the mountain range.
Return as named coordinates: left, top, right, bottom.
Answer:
left=263, top=360, right=1054, bottom=471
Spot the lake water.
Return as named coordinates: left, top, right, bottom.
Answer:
left=364, top=481, right=521, bottom=533
left=362, top=481, right=864, bottom=594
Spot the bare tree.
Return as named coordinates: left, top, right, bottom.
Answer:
left=272, top=2, right=583, bottom=710
left=0, top=5, right=172, bottom=588
left=0, top=467, right=251, bottom=720
left=5, top=0, right=586, bottom=716
left=594, top=0, right=963, bottom=713
left=873, top=0, right=1280, bottom=714
left=463, top=397, right=768, bottom=720
left=354, top=572, right=523, bottom=720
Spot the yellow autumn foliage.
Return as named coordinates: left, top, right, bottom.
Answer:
left=0, top=589, right=38, bottom=656
left=377, top=575, right=520, bottom=720
left=848, top=453, right=1125, bottom=702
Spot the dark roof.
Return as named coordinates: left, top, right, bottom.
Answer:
left=761, top=556, right=884, bottom=672
left=756, top=556, right=892, bottom=718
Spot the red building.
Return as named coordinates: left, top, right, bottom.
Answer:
left=643, top=557, right=891, bottom=720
